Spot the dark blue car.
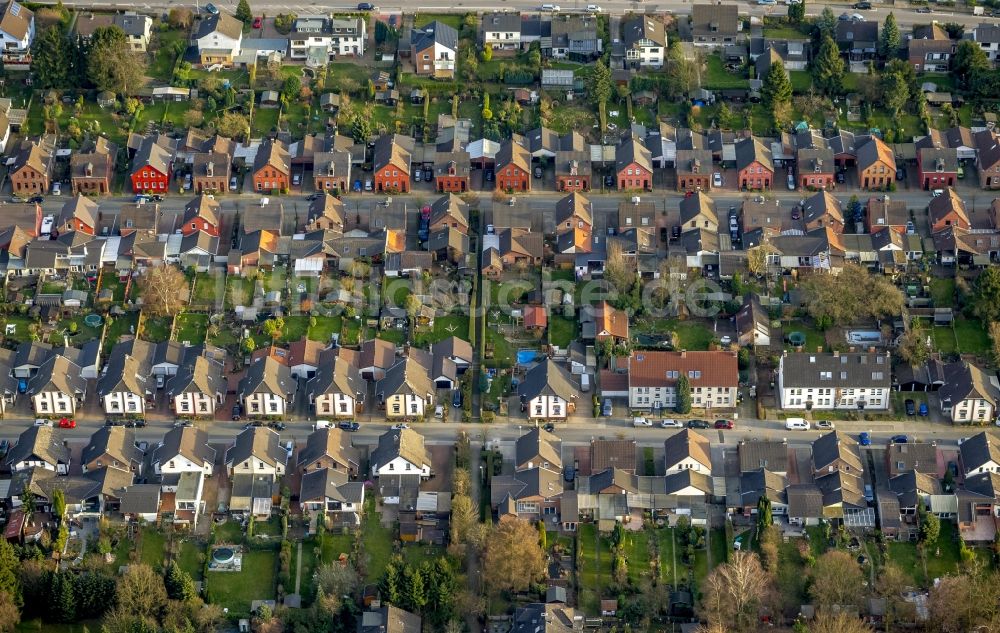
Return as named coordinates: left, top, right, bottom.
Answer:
left=859, top=432, right=871, bottom=446
left=353, top=180, right=362, bottom=192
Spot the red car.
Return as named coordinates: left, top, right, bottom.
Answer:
left=253, top=16, right=262, bottom=28
left=58, top=417, right=76, bottom=429
left=714, top=419, right=734, bottom=429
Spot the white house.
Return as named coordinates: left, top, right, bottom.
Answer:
left=225, top=426, right=288, bottom=476
left=115, top=12, right=153, bottom=52
left=517, top=359, right=578, bottom=420
left=481, top=12, right=521, bottom=50
left=238, top=355, right=295, bottom=417
left=5, top=425, right=70, bottom=474
left=192, top=12, right=243, bottom=66
left=968, top=23, right=1000, bottom=63
left=370, top=427, right=432, bottom=478
left=0, top=1, right=34, bottom=62
left=151, top=426, right=215, bottom=477
left=29, top=354, right=86, bottom=416
left=627, top=350, right=739, bottom=411
left=97, top=339, right=153, bottom=417
left=288, top=15, right=366, bottom=64
left=959, top=431, right=1000, bottom=477
left=777, top=351, right=891, bottom=411
left=167, top=355, right=226, bottom=418
left=299, top=468, right=365, bottom=523
left=621, top=15, right=665, bottom=69
left=376, top=353, right=434, bottom=419
left=663, top=429, right=713, bottom=475
left=307, top=355, right=365, bottom=419
left=939, top=361, right=1000, bottom=424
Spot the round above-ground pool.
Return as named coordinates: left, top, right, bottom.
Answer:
left=787, top=332, right=806, bottom=346
left=212, top=547, right=236, bottom=564
left=83, top=314, right=102, bottom=328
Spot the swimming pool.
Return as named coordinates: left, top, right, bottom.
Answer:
left=846, top=330, right=881, bottom=345
left=517, top=349, right=539, bottom=365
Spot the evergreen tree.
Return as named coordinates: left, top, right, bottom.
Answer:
left=812, top=34, right=845, bottom=96
left=879, top=13, right=900, bottom=59
left=164, top=563, right=196, bottom=602
left=0, top=541, right=19, bottom=606
left=762, top=61, right=792, bottom=127
left=788, top=0, right=805, bottom=23
left=51, top=490, right=66, bottom=521
left=31, top=25, right=73, bottom=89
left=236, top=0, right=253, bottom=27
left=378, top=556, right=403, bottom=606
left=816, top=7, right=837, bottom=39
left=953, top=39, right=991, bottom=89
left=756, top=495, right=773, bottom=534
left=404, top=563, right=427, bottom=613
left=72, top=572, right=116, bottom=620
left=586, top=58, right=613, bottom=109
left=49, top=572, right=76, bottom=623
left=676, top=375, right=692, bottom=414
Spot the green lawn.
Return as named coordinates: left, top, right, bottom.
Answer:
left=140, top=528, right=166, bottom=569
left=484, top=326, right=514, bottom=368
left=0, top=316, right=37, bottom=344
left=635, top=318, right=716, bottom=351
left=549, top=315, right=577, bottom=349
left=141, top=315, right=172, bottom=343
left=320, top=532, right=355, bottom=564
left=174, top=313, right=209, bottom=345
left=252, top=108, right=281, bottom=137
left=930, top=278, right=955, bottom=306
left=414, top=13, right=465, bottom=29
left=789, top=71, right=812, bottom=93
left=886, top=521, right=965, bottom=587
left=413, top=313, right=470, bottom=347
left=622, top=529, right=651, bottom=586
left=255, top=516, right=283, bottom=537
left=227, top=276, right=257, bottom=308
left=703, top=54, right=750, bottom=90
left=58, top=318, right=101, bottom=345
left=361, top=503, right=393, bottom=583
left=214, top=521, right=244, bottom=544
left=762, top=24, right=810, bottom=39
left=402, top=544, right=447, bottom=568
left=785, top=320, right=827, bottom=352
left=935, top=318, right=991, bottom=356
left=207, top=550, right=277, bottom=616
left=281, top=315, right=311, bottom=343
left=775, top=538, right=810, bottom=611
left=309, top=315, right=342, bottom=343
left=192, top=272, right=224, bottom=307
left=177, top=539, right=206, bottom=581
left=577, top=523, right=612, bottom=614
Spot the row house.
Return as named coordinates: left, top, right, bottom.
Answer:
left=676, top=149, right=713, bottom=192
left=615, top=136, right=653, bottom=191
left=307, top=352, right=365, bottom=418
left=313, top=148, right=352, bottom=193
left=130, top=134, right=175, bottom=193
left=429, top=194, right=469, bottom=234
left=928, top=188, right=969, bottom=233
left=9, top=138, right=53, bottom=196
left=481, top=11, right=521, bottom=50
left=167, top=354, right=226, bottom=418
left=226, top=426, right=287, bottom=516
left=627, top=350, right=739, bottom=411
left=81, top=426, right=144, bottom=475
left=374, top=134, right=414, bottom=193
left=908, top=24, right=954, bottom=72
left=481, top=227, right=543, bottom=279
left=777, top=351, right=891, bottom=411
left=801, top=191, right=845, bottom=233
left=433, top=149, right=471, bottom=192
left=239, top=355, right=296, bottom=417
left=6, top=425, right=70, bottom=474
left=97, top=339, right=154, bottom=417
left=492, top=427, right=563, bottom=521
left=554, top=192, right=592, bottom=254
left=967, top=22, right=1000, bottom=63
left=939, top=361, right=1000, bottom=424
left=916, top=135, right=959, bottom=191
left=735, top=137, right=773, bottom=191
left=252, top=138, right=291, bottom=193
left=182, top=194, right=221, bottom=237
left=376, top=349, right=435, bottom=418
left=689, top=3, right=742, bottom=47
left=975, top=129, right=1000, bottom=190
left=679, top=191, right=718, bottom=233
left=796, top=147, right=835, bottom=190
left=191, top=151, right=230, bottom=194
left=856, top=136, right=896, bottom=191
left=58, top=195, right=99, bottom=235
left=495, top=137, right=532, bottom=192
left=70, top=137, right=117, bottom=195
left=866, top=195, right=910, bottom=234
left=0, top=1, right=34, bottom=63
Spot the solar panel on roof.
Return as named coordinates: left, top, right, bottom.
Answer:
left=9, top=3, right=19, bottom=17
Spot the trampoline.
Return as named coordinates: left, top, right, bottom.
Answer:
left=787, top=332, right=805, bottom=346
left=83, top=314, right=102, bottom=327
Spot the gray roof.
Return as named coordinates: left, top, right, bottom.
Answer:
left=151, top=426, right=215, bottom=469
left=376, top=352, right=434, bottom=400
left=786, top=483, right=824, bottom=518
left=6, top=426, right=70, bottom=469
left=738, top=439, right=788, bottom=473
left=297, top=427, right=361, bottom=471
left=166, top=354, right=225, bottom=398
left=663, top=470, right=712, bottom=495
left=482, top=11, right=521, bottom=33
left=886, top=441, right=938, bottom=476
left=691, top=3, right=740, bottom=37
left=664, top=429, right=711, bottom=471
left=812, top=431, right=863, bottom=473
left=781, top=351, right=890, bottom=389
left=622, top=15, right=665, bottom=48
left=964, top=471, right=1000, bottom=502
left=739, top=468, right=787, bottom=507
left=225, top=426, right=287, bottom=469
left=615, top=136, right=653, bottom=173
left=888, top=470, right=940, bottom=508
left=361, top=606, right=422, bottom=633
left=815, top=469, right=865, bottom=509
left=307, top=353, right=364, bottom=400
left=412, top=20, right=458, bottom=52
left=940, top=361, right=1000, bottom=411
left=29, top=354, right=86, bottom=398
left=81, top=426, right=143, bottom=471
left=98, top=339, right=154, bottom=397
left=515, top=427, right=562, bottom=472
left=239, top=356, right=295, bottom=399
left=518, top=359, right=577, bottom=402
left=371, top=428, right=431, bottom=471
left=735, top=137, right=773, bottom=172
left=491, top=467, right=564, bottom=504
left=194, top=11, right=243, bottom=40
left=512, top=604, right=582, bottom=633
left=119, top=483, right=161, bottom=514
left=836, top=20, right=878, bottom=46
left=299, top=467, right=365, bottom=504
left=960, top=431, right=1000, bottom=474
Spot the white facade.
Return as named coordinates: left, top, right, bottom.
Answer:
left=32, top=391, right=76, bottom=415
left=483, top=27, right=520, bottom=49
left=777, top=384, right=890, bottom=410
left=527, top=394, right=569, bottom=419
left=195, top=28, right=241, bottom=56
left=384, top=393, right=430, bottom=418
left=629, top=385, right=737, bottom=410
left=301, top=497, right=361, bottom=515
left=945, top=397, right=996, bottom=424
left=154, top=453, right=212, bottom=477
left=665, top=455, right=710, bottom=475
left=230, top=456, right=286, bottom=476
left=243, top=392, right=287, bottom=416
left=11, top=457, right=67, bottom=474
left=625, top=40, right=664, bottom=68
left=314, top=392, right=357, bottom=418
left=374, top=455, right=431, bottom=477
left=416, top=42, right=456, bottom=74
left=174, top=392, right=220, bottom=417
left=0, top=6, right=33, bottom=59
left=102, top=391, right=144, bottom=416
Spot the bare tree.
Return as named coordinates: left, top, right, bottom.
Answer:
left=989, top=321, right=1000, bottom=366
left=878, top=562, right=915, bottom=630
left=0, top=591, right=18, bottom=633
left=482, top=517, right=547, bottom=594
left=898, top=320, right=931, bottom=366
left=810, top=550, right=864, bottom=612
left=799, top=264, right=904, bottom=328
left=746, top=241, right=777, bottom=277
left=809, top=613, right=875, bottom=633
left=700, top=551, right=771, bottom=633
left=138, top=265, right=189, bottom=318
left=315, top=562, right=360, bottom=603
left=604, top=240, right=636, bottom=296
left=116, top=563, right=168, bottom=619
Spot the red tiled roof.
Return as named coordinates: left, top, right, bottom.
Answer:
left=627, top=350, right=738, bottom=388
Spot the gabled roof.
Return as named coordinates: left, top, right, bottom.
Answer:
left=556, top=192, right=593, bottom=227
left=664, top=429, right=711, bottom=471
left=11, top=139, right=51, bottom=177
left=786, top=483, right=824, bottom=518
left=738, top=439, right=788, bottom=473
left=362, top=606, right=422, bottom=633
left=97, top=339, right=154, bottom=397
left=412, top=20, right=458, bottom=51
left=373, top=133, right=413, bottom=173
left=81, top=426, right=143, bottom=470
left=496, top=137, right=531, bottom=173
left=0, top=1, right=31, bottom=40
left=152, top=426, right=215, bottom=468
left=739, top=468, right=787, bottom=507
left=975, top=130, right=1000, bottom=169
left=628, top=350, right=739, bottom=388
left=300, top=467, right=365, bottom=503
left=735, top=137, right=773, bottom=172
left=812, top=431, right=862, bottom=473
left=802, top=191, right=843, bottom=226
left=664, top=469, right=713, bottom=495
left=59, top=194, right=99, bottom=230
left=432, top=336, right=473, bottom=364
left=679, top=192, right=717, bottom=226
left=615, top=137, right=652, bottom=173
left=518, top=359, right=577, bottom=402
left=225, top=426, right=287, bottom=469
left=482, top=11, right=521, bottom=33
left=372, top=428, right=431, bottom=470
left=856, top=136, right=895, bottom=171
left=928, top=188, right=968, bottom=228
left=287, top=338, right=326, bottom=368
left=835, top=19, right=878, bottom=45
left=586, top=301, right=628, bottom=339
left=515, top=427, right=562, bottom=472
left=307, top=353, right=365, bottom=400
left=591, top=439, right=636, bottom=473
left=253, top=139, right=290, bottom=176
left=889, top=469, right=940, bottom=508
left=943, top=362, right=1000, bottom=410
left=307, top=193, right=346, bottom=230
left=297, top=428, right=361, bottom=471
left=194, top=11, right=243, bottom=40
left=29, top=354, right=86, bottom=397
left=376, top=352, right=434, bottom=399
left=691, top=3, right=739, bottom=37
left=132, top=135, right=173, bottom=176
left=166, top=354, right=225, bottom=398
left=359, top=338, right=396, bottom=370
left=622, top=15, right=665, bottom=48
left=239, top=356, right=295, bottom=399
left=780, top=351, right=890, bottom=389
left=6, top=426, right=69, bottom=468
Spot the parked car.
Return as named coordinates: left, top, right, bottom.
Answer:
left=205, top=2, right=219, bottom=14
left=452, top=389, right=462, bottom=408
left=28, top=195, right=43, bottom=203
left=896, top=168, right=905, bottom=181
left=34, top=419, right=52, bottom=427
left=786, top=173, right=795, bottom=190
left=836, top=171, right=846, bottom=184
left=815, top=420, right=835, bottom=430
left=338, top=421, right=361, bottom=431
left=52, top=182, right=61, bottom=196
left=392, top=423, right=410, bottom=430
left=660, top=419, right=682, bottom=428
left=601, top=398, right=613, bottom=417
left=534, top=166, right=543, bottom=179
left=633, top=417, right=652, bottom=427
left=230, top=176, right=238, bottom=191
left=540, top=3, right=561, bottom=10
left=543, top=422, right=555, bottom=432
left=714, top=419, right=734, bottom=429
left=916, top=5, right=932, bottom=12
left=720, top=335, right=732, bottom=346
left=853, top=1, right=872, bottom=8
left=364, top=179, right=373, bottom=191
left=904, top=399, right=916, bottom=415
left=357, top=2, right=374, bottom=9
left=859, top=432, right=871, bottom=446
left=484, top=169, right=494, bottom=182
left=604, top=174, right=615, bottom=188
left=414, top=168, right=423, bottom=182
left=292, top=173, right=301, bottom=186
left=424, top=170, right=433, bottom=182
left=687, top=419, right=710, bottom=429
left=586, top=4, right=602, bottom=11
left=918, top=402, right=929, bottom=416
left=890, top=434, right=908, bottom=444
left=231, top=404, right=242, bottom=421
left=253, top=16, right=262, bottom=28
left=712, top=172, right=722, bottom=187
left=58, top=417, right=76, bottom=429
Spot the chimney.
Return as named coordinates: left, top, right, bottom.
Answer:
left=833, top=350, right=839, bottom=357
left=680, top=349, right=687, bottom=358
left=814, top=159, right=822, bottom=173
left=84, top=162, right=93, bottom=177
left=206, top=160, right=214, bottom=177
left=328, top=162, right=335, bottom=176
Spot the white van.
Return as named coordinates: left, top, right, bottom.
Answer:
left=314, top=420, right=331, bottom=429
left=784, top=417, right=810, bottom=431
